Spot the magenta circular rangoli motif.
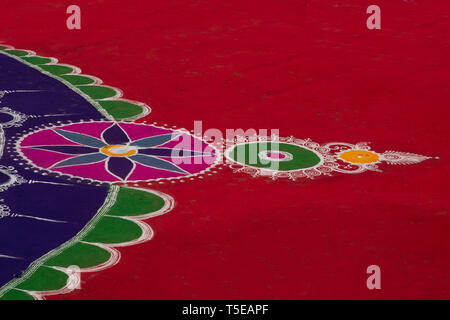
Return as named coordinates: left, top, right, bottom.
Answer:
left=18, top=122, right=218, bottom=182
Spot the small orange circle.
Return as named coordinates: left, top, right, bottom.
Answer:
left=100, top=145, right=137, bottom=157
left=339, top=150, right=379, bottom=164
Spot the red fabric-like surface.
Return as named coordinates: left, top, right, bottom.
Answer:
left=2, top=0, right=449, bottom=299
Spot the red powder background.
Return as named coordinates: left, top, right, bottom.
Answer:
left=2, top=0, right=449, bottom=299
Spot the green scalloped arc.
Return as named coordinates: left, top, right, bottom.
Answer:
left=0, top=186, right=169, bottom=300
left=22, top=56, right=53, bottom=65
left=98, top=100, right=146, bottom=120
left=16, top=267, right=69, bottom=292
left=40, top=64, right=75, bottom=75
left=0, top=289, right=35, bottom=300
left=82, top=216, right=143, bottom=244
left=78, top=85, right=117, bottom=99
left=44, top=242, right=111, bottom=269
left=0, top=46, right=148, bottom=121
left=107, top=187, right=166, bottom=217
left=3, top=49, right=28, bottom=57
left=60, top=74, right=96, bottom=85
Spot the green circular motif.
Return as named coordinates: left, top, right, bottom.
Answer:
left=227, top=142, right=322, bottom=171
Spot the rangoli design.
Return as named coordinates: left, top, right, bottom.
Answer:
left=224, top=137, right=433, bottom=180
left=0, top=44, right=434, bottom=300
left=19, top=122, right=218, bottom=182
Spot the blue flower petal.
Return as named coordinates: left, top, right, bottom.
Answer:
left=24, top=145, right=100, bottom=155
left=129, top=154, right=188, bottom=174
left=129, top=133, right=182, bottom=148
left=51, top=153, right=107, bottom=168
left=54, top=129, right=106, bottom=148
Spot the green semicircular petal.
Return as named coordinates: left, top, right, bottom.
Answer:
left=82, top=216, right=143, bottom=244
left=107, top=187, right=166, bottom=217
left=40, top=64, right=74, bottom=75
left=44, top=242, right=111, bottom=269
left=60, top=74, right=96, bottom=85
left=21, top=56, right=52, bottom=65
left=98, top=100, right=145, bottom=120
left=0, top=289, right=35, bottom=300
left=16, top=266, right=68, bottom=292
left=78, top=85, right=117, bottom=100
left=4, top=49, right=29, bottom=57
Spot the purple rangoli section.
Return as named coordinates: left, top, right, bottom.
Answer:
left=0, top=51, right=110, bottom=290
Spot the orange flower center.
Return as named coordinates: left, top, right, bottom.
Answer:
left=100, top=145, right=137, bottom=157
